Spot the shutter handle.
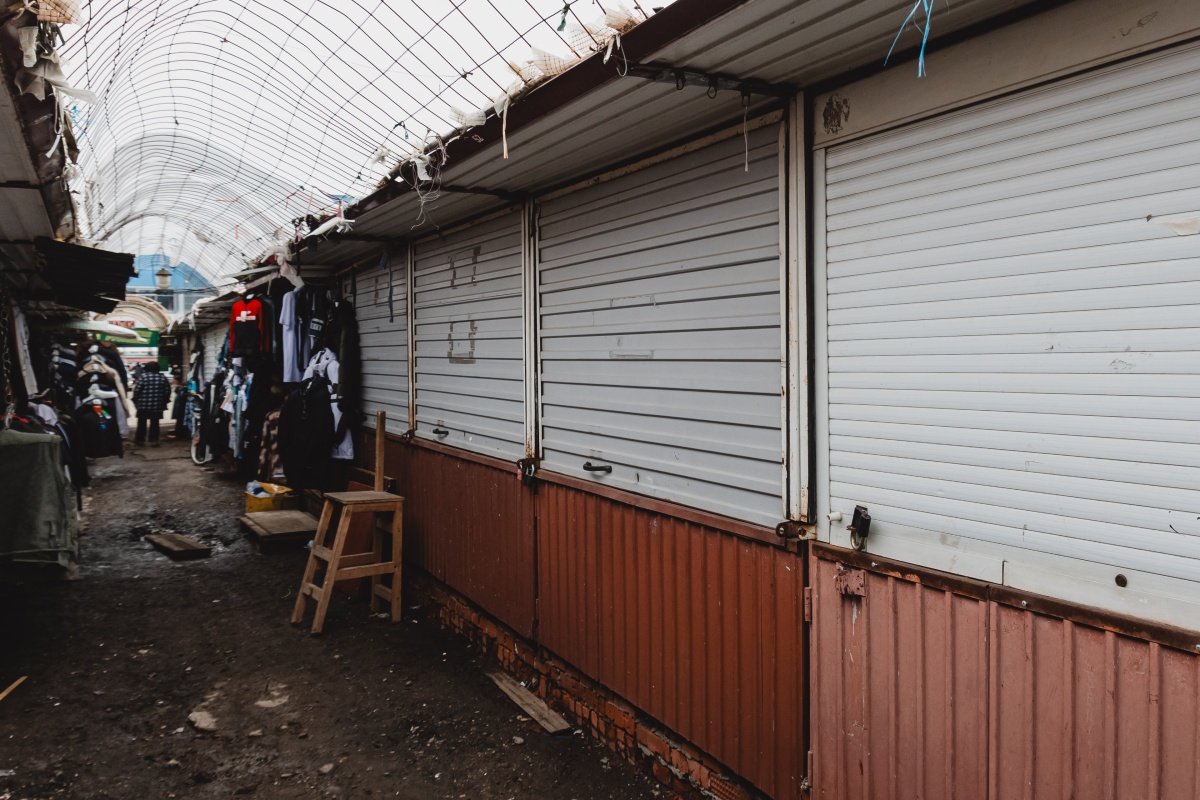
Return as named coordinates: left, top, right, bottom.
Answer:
left=582, top=462, right=612, bottom=474
left=432, top=427, right=449, bottom=436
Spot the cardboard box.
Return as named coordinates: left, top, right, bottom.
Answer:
left=245, top=483, right=302, bottom=513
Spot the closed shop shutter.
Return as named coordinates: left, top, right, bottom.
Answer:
left=818, top=43, right=1200, bottom=612
left=201, top=323, right=224, bottom=380
left=412, top=209, right=524, bottom=459
left=353, top=255, right=409, bottom=435
left=538, top=125, right=783, bottom=527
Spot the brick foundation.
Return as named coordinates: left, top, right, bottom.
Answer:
left=406, top=570, right=764, bottom=800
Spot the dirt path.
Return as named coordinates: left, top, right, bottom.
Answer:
left=0, top=442, right=660, bottom=800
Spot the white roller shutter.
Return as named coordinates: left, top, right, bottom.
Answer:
left=816, top=43, right=1200, bottom=622
left=412, top=209, right=524, bottom=459
left=538, top=125, right=783, bottom=527
left=201, top=323, right=224, bottom=380
left=352, top=254, right=409, bottom=436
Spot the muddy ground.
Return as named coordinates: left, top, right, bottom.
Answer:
left=0, top=441, right=661, bottom=800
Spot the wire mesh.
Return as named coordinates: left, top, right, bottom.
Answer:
left=54, top=0, right=663, bottom=283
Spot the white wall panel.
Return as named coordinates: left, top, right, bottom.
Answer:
left=352, top=253, right=409, bottom=436
left=538, top=126, right=784, bottom=527
left=412, top=210, right=524, bottom=459
left=816, top=42, right=1200, bottom=622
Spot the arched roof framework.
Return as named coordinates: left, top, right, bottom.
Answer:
left=60, top=0, right=652, bottom=281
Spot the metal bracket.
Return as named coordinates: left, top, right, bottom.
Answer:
left=775, top=520, right=817, bottom=541
left=441, top=184, right=525, bottom=203
left=834, top=567, right=866, bottom=597
left=399, top=428, right=416, bottom=444
left=625, top=63, right=794, bottom=99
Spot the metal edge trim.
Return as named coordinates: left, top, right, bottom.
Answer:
left=537, top=469, right=783, bottom=548
left=812, top=542, right=1200, bottom=654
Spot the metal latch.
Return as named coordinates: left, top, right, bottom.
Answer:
left=775, top=520, right=817, bottom=541
left=517, top=457, right=537, bottom=487
left=848, top=505, right=871, bottom=551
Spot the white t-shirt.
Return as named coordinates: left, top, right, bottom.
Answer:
left=280, top=288, right=303, bottom=383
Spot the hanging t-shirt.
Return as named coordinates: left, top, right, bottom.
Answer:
left=280, top=287, right=303, bottom=383
left=302, top=348, right=354, bottom=460
left=229, top=297, right=271, bottom=357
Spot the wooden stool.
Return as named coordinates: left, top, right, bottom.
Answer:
left=291, top=490, right=404, bottom=634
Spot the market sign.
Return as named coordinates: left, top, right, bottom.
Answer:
left=97, top=327, right=159, bottom=346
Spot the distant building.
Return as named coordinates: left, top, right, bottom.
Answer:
left=126, top=254, right=213, bottom=319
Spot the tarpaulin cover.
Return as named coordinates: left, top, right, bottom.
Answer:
left=0, top=428, right=78, bottom=568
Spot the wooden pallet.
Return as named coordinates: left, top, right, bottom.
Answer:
left=240, top=510, right=320, bottom=552
left=146, top=533, right=211, bottom=560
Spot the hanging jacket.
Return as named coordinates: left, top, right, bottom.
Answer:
left=278, top=375, right=335, bottom=490
left=75, top=403, right=123, bottom=459
left=132, top=371, right=172, bottom=413
left=229, top=296, right=272, bottom=357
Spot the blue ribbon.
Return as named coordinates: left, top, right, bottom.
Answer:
left=886, top=0, right=936, bottom=77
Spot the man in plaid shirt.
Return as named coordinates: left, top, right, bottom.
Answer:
left=132, top=362, right=172, bottom=446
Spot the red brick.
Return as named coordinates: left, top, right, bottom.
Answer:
left=635, top=724, right=671, bottom=762
left=669, top=745, right=690, bottom=774
left=605, top=700, right=636, bottom=735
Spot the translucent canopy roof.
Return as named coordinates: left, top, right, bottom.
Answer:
left=60, top=0, right=665, bottom=285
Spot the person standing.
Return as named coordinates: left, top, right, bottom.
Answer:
left=132, top=362, right=171, bottom=446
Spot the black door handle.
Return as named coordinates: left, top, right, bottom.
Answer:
left=432, top=428, right=449, bottom=436
left=582, top=462, right=612, bottom=473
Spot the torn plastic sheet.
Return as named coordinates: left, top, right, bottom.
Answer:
left=16, top=59, right=96, bottom=103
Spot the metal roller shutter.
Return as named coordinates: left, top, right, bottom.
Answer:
left=538, top=125, right=783, bottom=527
left=201, top=323, right=224, bottom=380
left=817, top=43, right=1200, bottom=618
left=352, top=255, right=409, bottom=436
left=412, top=209, right=524, bottom=459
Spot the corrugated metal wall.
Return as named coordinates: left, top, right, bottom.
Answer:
left=810, top=548, right=1200, bottom=800
left=537, top=125, right=784, bottom=528
left=818, top=42, right=1200, bottom=622
left=412, top=210, right=525, bottom=459
left=382, top=435, right=535, bottom=638
left=353, top=253, right=409, bottom=435
left=537, top=480, right=806, bottom=800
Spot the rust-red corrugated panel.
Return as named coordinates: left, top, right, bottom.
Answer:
left=810, top=554, right=989, bottom=800
left=989, top=605, right=1200, bottom=800
left=538, top=481, right=807, bottom=800
left=811, top=550, right=1200, bottom=800
left=538, top=482, right=603, bottom=675
left=387, top=441, right=535, bottom=639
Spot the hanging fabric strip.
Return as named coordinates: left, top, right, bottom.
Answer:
left=501, top=99, right=510, bottom=160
